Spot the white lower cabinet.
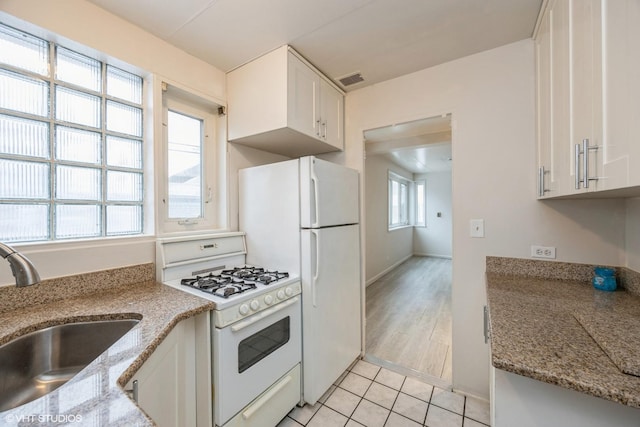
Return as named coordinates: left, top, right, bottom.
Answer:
left=491, top=367, right=639, bottom=427
left=127, top=312, right=212, bottom=427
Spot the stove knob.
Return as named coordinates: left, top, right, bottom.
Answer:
left=285, top=287, right=293, bottom=297
left=239, top=304, right=249, bottom=316
left=250, top=300, right=260, bottom=311
left=264, top=295, right=274, bottom=305
left=276, top=290, right=285, bottom=300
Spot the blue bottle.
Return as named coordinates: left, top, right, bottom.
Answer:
left=593, top=267, right=616, bottom=292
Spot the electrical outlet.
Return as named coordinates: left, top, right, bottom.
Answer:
left=531, top=245, right=556, bottom=259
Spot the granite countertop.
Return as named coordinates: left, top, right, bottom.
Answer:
left=486, top=259, right=640, bottom=409
left=0, top=280, right=213, bottom=426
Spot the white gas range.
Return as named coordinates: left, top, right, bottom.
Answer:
left=157, top=232, right=302, bottom=427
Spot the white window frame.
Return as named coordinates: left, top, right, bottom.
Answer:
left=414, top=179, right=426, bottom=227
left=159, top=91, right=217, bottom=234
left=388, top=171, right=410, bottom=230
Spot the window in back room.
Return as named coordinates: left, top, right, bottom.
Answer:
left=415, top=179, right=426, bottom=227
left=0, top=22, right=145, bottom=243
left=388, top=171, right=409, bottom=229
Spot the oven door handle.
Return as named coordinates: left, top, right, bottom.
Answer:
left=230, top=296, right=299, bottom=332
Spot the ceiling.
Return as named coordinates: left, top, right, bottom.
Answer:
left=86, top=0, right=542, bottom=91
left=365, top=115, right=452, bottom=174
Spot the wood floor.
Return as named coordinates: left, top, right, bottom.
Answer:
left=365, top=256, right=452, bottom=385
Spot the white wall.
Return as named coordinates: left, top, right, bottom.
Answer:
left=625, top=198, right=640, bottom=271
left=226, top=144, right=291, bottom=232
left=0, top=0, right=225, bottom=101
left=414, top=171, right=452, bottom=258
left=364, top=154, right=413, bottom=284
left=0, top=0, right=227, bottom=285
left=344, top=39, right=627, bottom=399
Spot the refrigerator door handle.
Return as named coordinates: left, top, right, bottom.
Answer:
left=311, top=229, right=320, bottom=307
left=310, top=166, right=320, bottom=228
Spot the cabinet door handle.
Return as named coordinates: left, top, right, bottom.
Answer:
left=575, top=139, right=599, bottom=190
left=575, top=143, right=581, bottom=190
left=484, top=306, right=490, bottom=343
left=582, top=139, right=599, bottom=188
left=538, top=166, right=549, bottom=197
left=538, top=166, right=543, bottom=197
left=582, top=139, right=590, bottom=189
left=316, top=119, right=321, bottom=137
left=322, top=121, right=327, bottom=139
left=126, top=379, right=138, bottom=403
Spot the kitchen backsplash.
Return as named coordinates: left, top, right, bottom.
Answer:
left=0, top=263, right=155, bottom=315
left=486, top=256, right=640, bottom=297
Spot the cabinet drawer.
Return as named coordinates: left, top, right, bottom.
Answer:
left=223, top=364, right=301, bottom=427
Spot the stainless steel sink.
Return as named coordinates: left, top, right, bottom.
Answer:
left=0, top=318, right=139, bottom=411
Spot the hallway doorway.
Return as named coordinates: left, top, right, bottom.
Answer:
left=363, top=114, right=453, bottom=387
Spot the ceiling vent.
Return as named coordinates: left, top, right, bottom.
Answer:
left=338, top=72, right=364, bottom=87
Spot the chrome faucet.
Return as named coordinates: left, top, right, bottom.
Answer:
left=0, top=242, right=41, bottom=287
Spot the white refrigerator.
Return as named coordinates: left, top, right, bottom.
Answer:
left=239, top=156, right=361, bottom=405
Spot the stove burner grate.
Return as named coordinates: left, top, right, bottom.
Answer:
left=179, top=266, right=288, bottom=298
left=221, top=266, right=289, bottom=285
left=181, top=275, right=256, bottom=299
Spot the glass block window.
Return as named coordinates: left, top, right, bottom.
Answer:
left=0, top=23, right=144, bottom=242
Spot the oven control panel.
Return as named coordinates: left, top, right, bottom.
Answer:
left=214, top=281, right=301, bottom=328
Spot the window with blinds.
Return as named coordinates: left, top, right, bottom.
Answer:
left=0, top=23, right=144, bottom=242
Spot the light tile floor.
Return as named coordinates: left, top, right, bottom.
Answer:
left=278, top=360, right=491, bottom=427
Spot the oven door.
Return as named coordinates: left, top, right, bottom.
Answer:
left=213, top=296, right=301, bottom=426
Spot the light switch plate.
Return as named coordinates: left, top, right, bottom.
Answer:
left=470, top=219, right=485, bottom=238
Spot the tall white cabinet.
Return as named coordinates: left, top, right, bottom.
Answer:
left=227, top=45, right=344, bottom=158
left=536, top=0, right=640, bottom=198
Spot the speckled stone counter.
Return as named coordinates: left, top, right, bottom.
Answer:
left=486, top=257, right=640, bottom=409
left=0, top=271, right=213, bottom=426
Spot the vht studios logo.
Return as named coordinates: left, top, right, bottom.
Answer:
left=4, top=414, right=83, bottom=424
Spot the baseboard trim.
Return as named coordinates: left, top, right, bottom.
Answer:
left=365, top=253, right=413, bottom=287
left=413, top=252, right=452, bottom=259
left=366, top=253, right=452, bottom=286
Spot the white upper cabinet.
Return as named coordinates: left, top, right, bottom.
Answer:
left=227, top=46, right=344, bottom=158
left=319, top=78, right=344, bottom=149
left=536, top=0, right=640, bottom=198
left=536, top=0, right=569, bottom=197
left=601, top=0, right=640, bottom=190
left=535, top=6, right=552, bottom=197
left=568, top=0, right=601, bottom=195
